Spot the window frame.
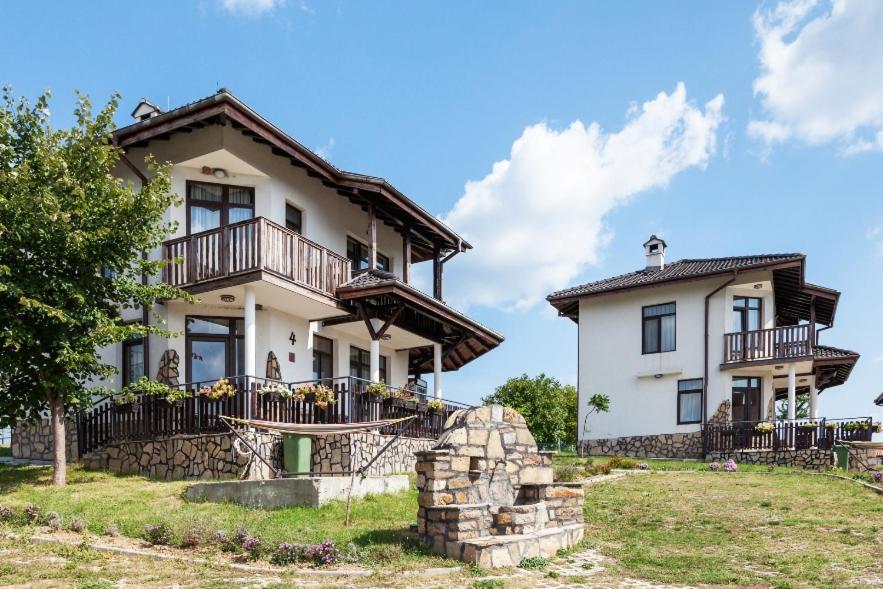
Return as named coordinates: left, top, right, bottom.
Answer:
left=677, top=378, right=703, bottom=425
left=285, top=202, right=303, bottom=234
left=184, top=316, right=244, bottom=384
left=312, top=334, right=333, bottom=382
left=186, top=180, right=255, bottom=235
left=349, top=345, right=388, bottom=383
left=122, top=330, right=146, bottom=387
left=346, top=236, right=390, bottom=273
left=642, top=301, right=677, bottom=354
left=732, top=295, right=763, bottom=333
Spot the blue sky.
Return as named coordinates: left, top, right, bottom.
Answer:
left=2, top=1, right=881, bottom=422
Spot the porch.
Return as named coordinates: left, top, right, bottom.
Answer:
left=703, top=417, right=873, bottom=453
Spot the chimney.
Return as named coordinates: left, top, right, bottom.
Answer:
left=643, top=235, right=666, bottom=271
left=130, top=99, right=163, bottom=122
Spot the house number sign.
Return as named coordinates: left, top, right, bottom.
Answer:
left=289, top=332, right=297, bottom=345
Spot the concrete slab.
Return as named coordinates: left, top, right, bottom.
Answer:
left=185, top=474, right=409, bottom=508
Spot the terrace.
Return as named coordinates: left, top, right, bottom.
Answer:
left=703, top=416, right=874, bottom=452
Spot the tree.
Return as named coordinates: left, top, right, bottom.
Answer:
left=581, top=393, right=611, bottom=438
left=482, top=374, right=579, bottom=447
left=776, top=394, right=809, bottom=421
left=0, top=88, right=184, bottom=485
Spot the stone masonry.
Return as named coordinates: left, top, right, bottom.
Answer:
left=708, top=449, right=834, bottom=470
left=415, top=405, right=585, bottom=568
left=312, top=432, right=434, bottom=475
left=579, top=432, right=703, bottom=459
left=11, top=419, right=78, bottom=461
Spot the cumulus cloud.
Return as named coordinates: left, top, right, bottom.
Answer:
left=441, top=83, right=724, bottom=311
left=219, top=0, right=284, bottom=16
left=750, top=0, right=883, bottom=152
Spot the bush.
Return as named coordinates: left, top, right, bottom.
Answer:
left=519, top=555, right=550, bottom=570
left=144, top=522, right=174, bottom=545
left=179, top=524, right=208, bottom=548
left=68, top=516, right=88, bottom=533
left=212, top=530, right=238, bottom=552
left=241, top=536, right=262, bottom=560
left=585, top=462, right=612, bottom=476
left=607, top=457, right=638, bottom=470
left=708, top=462, right=721, bottom=471
left=305, top=540, right=339, bottom=566
left=25, top=504, right=41, bottom=523
left=43, top=511, right=63, bottom=531
left=0, top=505, right=14, bottom=522
left=638, top=462, right=650, bottom=470
left=723, top=458, right=738, bottom=472
left=270, top=542, right=306, bottom=565
left=554, top=465, right=583, bottom=482
left=103, top=523, right=119, bottom=537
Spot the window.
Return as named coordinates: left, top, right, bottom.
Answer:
left=349, top=346, right=387, bottom=383
left=185, top=316, right=244, bottom=384
left=732, top=376, right=762, bottom=422
left=733, top=296, right=762, bottom=332
left=642, top=302, right=676, bottom=354
left=347, top=237, right=390, bottom=272
left=285, top=203, right=302, bottom=234
left=312, top=335, right=333, bottom=382
left=187, top=181, right=255, bottom=234
left=122, top=335, right=145, bottom=386
left=677, top=379, right=703, bottom=424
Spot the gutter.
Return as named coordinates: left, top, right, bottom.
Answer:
left=703, top=270, right=737, bottom=449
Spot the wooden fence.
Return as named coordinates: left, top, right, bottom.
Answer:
left=703, top=417, right=873, bottom=453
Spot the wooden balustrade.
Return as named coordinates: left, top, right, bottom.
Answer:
left=162, top=217, right=351, bottom=297
left=77, top=376, right=469, bottom=457
left=723, top=325, right=813, bottom=364
left=703, top=417, right=873, bottom=453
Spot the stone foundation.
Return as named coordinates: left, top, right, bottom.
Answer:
left=579, top=432, right=703, bottom=459
left=312, top=432, right=434, bottom=475
left=80, top=432, right=282, bottom=480
left=708, top=449, right=833, bottom=469
left=11, top=419, right=78, bottom=461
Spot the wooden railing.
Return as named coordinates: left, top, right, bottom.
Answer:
left=163, top=217, right=351, bottom=297
left=703, top=417, right=873, bottom=452
left=723, top=325, right=813, bottom=364
left=76, top=376, right=471, bottom=457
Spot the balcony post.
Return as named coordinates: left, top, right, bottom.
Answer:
left=369, top=318, right=382, bottom=383
left=244, top=286, right=257, bottom=422
left=433, top=342, right=443, bottom=399
left=809, top=382, right=818, bottom=419
left=787, top=364, right=796, bottom=421
left=369, top=204, right=377, bottom=271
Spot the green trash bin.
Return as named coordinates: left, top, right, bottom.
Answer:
left=834, top=445, right=849, bottom=471
left=283, top=434, right=312, bottom=476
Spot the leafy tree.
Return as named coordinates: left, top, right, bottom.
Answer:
left=482, top=374, right=579, bottom=446
left=0, top=88, right=185, bottom=485
left=581, top=393, right=611, bottom=438
left=776, top=394, right=809, bottom=421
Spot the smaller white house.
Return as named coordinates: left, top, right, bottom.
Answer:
left=547, top=237, right=866, bottom=461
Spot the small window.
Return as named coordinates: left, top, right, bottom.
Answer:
left=643, top=302, right=676, bottom=354
left=312, top=335, right=333, bottom=382
left=122, top=336, right=145, bottom=386
left=187, top=181, right=254, bottom=234
left=677, top=379, right=703, bottom=424
left=346, top=237, right=390, bottom=272
left=349, top=345, right=387, bottom=382
left=285, top=203, right=302, bottom=234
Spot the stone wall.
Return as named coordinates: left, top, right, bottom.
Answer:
left=311, top=432, right=434, bottom=475
left=708, top=449, right=833, bottom=470
left=80, top=432, right=282, bottom=480
left=11, top=419, right=78, bottom=461
left=579, top=431, right=703, bottom=459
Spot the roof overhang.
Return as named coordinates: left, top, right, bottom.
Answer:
left=112, top=90, right=468, bottom=262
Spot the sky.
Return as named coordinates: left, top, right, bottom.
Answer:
left=2, top=0, right=882, bottom=423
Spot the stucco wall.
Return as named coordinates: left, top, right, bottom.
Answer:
left=578, top=270, right=778, bottom=442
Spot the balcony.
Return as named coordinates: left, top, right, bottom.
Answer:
left=703, top=417, right=873, bottom=452
left=723, top=325, right=813, bottom=365
left=163, top=217, right=351, bottom=297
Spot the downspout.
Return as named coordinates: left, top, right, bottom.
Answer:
left=703, top=270, right=737, bottom=452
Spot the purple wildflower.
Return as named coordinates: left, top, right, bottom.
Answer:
left=638, top=463, right=649, bottom=470
left=0, top=506, right=14, bottom=521
left=241, top=536, right=262, bottom=560
left=708, top=462, right=721, bottom=471
left=306, top=540, right=339, bottom=566
left=724, top=458, right=738, bottom=472
left=872, top=471, right=882, bottom=484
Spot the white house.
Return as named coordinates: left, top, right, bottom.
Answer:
left=547, top=237, right=865, bottom=460
left=102, top=89, right=503, bottom=398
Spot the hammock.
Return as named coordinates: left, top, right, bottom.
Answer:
left=220, top=415, right=415, bottom=436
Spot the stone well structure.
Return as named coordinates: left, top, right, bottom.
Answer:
left=415, top=405, right=584, bottom=568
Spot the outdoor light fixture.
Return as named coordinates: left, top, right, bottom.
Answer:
left=382, top=334, right=392, bottom=341
left=775, top=365, right=784, bottom=370
left=201, top=166, right=229, bottom=179
left=753, top=283, right=763, bottom=289
left=654, top=373, right=663, bottom=379
left=220, top=294, right=235, bottom=303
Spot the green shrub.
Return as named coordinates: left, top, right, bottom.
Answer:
left=585, top=462, right=611, bottom=476
left=554, top=465, right=583, bottom=482
left=473, top=580, right=505, bottom=589
left=518, top=555, right=550, bottom=570
left=43, top=511, right=63, bottom=531
left=143, top=522, right=173, bottom=545
left=68, top=516, right=88, bottom=533
left=607, top=456, right=639, bottom=470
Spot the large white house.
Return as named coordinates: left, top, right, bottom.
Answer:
left=547, top=237, right=866, bottom=460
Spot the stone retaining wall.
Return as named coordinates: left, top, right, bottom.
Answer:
left=708, top=449, right=833, bottom=470
left=11, top=419, right=78, bottom=461
left=579, top=432, right=703, bottom=459
left=311, top=432, right=434, bottom=475
left=80, top=432, right=281, bottom=480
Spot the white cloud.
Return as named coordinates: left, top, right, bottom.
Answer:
left=220, top=0, right=284, bottom=16
left=750, top=0, right=883, bottom=153
left=441, top=83, right=724, bottom=311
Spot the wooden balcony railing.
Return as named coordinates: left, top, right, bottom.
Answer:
left=703, top=417, right=873, bottom=452
left=163, top=217, right=351, bottom=297
left=723, top=325, right=812, bottom=364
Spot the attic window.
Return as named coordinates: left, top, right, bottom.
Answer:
left=649, top=244, right=659, bottom=253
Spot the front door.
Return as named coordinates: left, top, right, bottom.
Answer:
left=732, top=376, right=762, bottom=422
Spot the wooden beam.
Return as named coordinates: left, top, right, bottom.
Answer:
left=403, top=227, right=412, bottom=284
left=432, top=244, right=442, bottom=300
left=355, top=301, right=378, bottom=340
left=375, top=303, right=406, bottom=339
left=369, top=204, right=378, bottom=271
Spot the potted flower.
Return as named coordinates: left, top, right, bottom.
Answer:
left=258, top=382, right=295, bottom=402
left=754, top=422, right=775, bottom=434
left=366, top=381, right=390, bottom=401
left=390, top=389, right=417, bottom=410
left=113, top=389, right=140, bottom=412
left=796, top=421, right=818, bottom=449
left=427, top=398, right=444, bottom=413
left=198, top=378, right=236, bottom=401
left=309, top=384, right=336, bottom=409
left=873, top=422, right=882, bottom=434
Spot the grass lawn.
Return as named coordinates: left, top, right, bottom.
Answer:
left=584, top=470, right=883, bottom=588
left=0, top=464, right=450, bottom=571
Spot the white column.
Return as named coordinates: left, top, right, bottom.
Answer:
left=244, top=286, right=256, bottom=378
left=433, top=342, right=443, bottom=399
left=787, top=364, right=796, bottom=420
left=809, top=383, right=818, bottom=419
left=369, top=339, right=381, bottom=383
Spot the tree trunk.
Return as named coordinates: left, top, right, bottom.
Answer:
left=49, top=395, right=67, bottom=486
